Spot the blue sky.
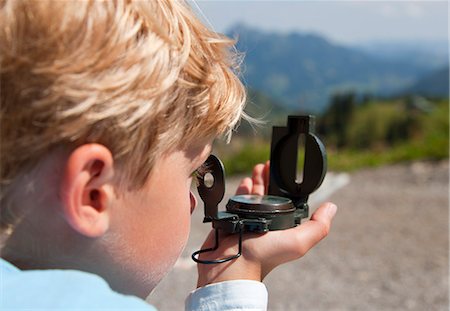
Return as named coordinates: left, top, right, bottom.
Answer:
left=191, top=1, right=448, bottom=46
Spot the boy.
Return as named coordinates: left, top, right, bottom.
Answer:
left=0, top=1, right=336, bottom=310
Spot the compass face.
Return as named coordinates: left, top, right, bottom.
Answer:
left=227, top=194, right=295, bottom=213
left=231, top=194, right=290, bottom=205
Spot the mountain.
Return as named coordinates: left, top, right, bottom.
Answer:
left=356, top=40, right=448, bottom=70
left=403, top=66, right=449, bottom=97
left=227, top=24, right=443, bottom=112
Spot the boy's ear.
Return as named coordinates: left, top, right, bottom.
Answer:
left=60, top=144, right=115, bottom=238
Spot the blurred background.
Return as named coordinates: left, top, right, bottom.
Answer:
left=150, top=1, right=449, bottom=310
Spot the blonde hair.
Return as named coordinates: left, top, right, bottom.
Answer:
left=0, top=0, right=246, bottom=232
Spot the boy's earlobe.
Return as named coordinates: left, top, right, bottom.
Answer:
left=60, top=144, right=115, bottom=238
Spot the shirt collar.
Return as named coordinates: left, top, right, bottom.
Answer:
left=0, top=257, right=21, bottom=274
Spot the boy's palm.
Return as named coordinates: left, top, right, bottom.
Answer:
left=196, top=162, right=337, bottom=288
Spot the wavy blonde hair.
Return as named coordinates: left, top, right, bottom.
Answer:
left=0, top=0, right=246, bottom=232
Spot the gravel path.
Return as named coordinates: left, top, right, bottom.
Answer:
left=149, top=161, right=449, bottom=311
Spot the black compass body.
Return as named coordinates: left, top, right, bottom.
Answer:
left=192, top=115, right=327, bottom=264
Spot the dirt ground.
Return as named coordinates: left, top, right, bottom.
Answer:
left=149, top=160, right=449, bottom=311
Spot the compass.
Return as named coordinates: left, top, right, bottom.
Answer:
left=192, top=115, right=327, bottom=264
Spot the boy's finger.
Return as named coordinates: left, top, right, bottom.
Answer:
left=263, top=161, right=270, bottom=195
left=235, top=177, right=253, bottom=195
left=251, top=164, right=266, bottom=195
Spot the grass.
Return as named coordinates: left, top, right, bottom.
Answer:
left=220, top=139, right=448, bottom=176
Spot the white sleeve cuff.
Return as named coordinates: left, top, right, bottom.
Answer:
left=185, top=280, right=268, bottom=311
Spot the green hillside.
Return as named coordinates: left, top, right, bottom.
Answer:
left=218, top=96, right=449, bottom=175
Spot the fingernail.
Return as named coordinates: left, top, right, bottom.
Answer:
left=327, top=203, right=337, bottom=218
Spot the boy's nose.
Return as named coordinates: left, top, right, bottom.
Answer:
left=190, top=191, right=197, bottom=214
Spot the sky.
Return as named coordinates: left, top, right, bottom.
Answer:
left=191, top=1, right=449, bottom=46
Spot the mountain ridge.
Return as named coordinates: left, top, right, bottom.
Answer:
left=227, top=24, right=447, bottom=112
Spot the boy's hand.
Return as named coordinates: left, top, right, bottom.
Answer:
left=196, top=161, right=337, bottom=288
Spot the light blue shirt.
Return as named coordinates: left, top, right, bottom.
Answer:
left=0, top=258, right=155, bottom=311
left=1, top=258, right=268, bottom=311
